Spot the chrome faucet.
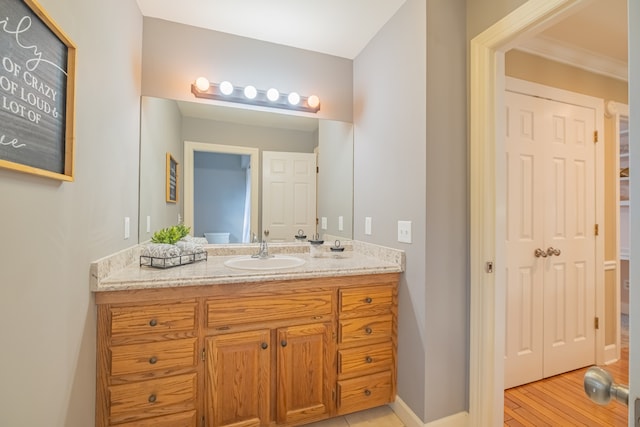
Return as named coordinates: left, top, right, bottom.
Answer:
left=253, top=230, right=272, bottom=258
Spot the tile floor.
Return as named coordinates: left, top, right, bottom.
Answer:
left=304, top=405, right=405, bottom=427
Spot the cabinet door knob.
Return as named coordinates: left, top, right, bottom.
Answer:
left=148, top=356, right=158, bottom=365
left=281, top=340, right=288, bottom=347
left=364, top=389, right=372, bottom=397
left=261, top=342, right=268, bottom=350
left=149, top=319, right=158, bottom=327
left=365, top=327, right=372, bottom=335
left=365, top=297, right=373, bottom=304
left=365, top=356, right=373, bottom=363
left=148, top=394, right=157, bottom=403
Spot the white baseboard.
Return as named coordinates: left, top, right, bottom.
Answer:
left=389, top=398, right=469, bottom=427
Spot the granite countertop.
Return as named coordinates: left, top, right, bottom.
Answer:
left=91, top=240, right=405, bottom=292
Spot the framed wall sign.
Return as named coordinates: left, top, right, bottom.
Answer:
left=0, top=0, right=77, bottom=181
left=166, top=152, right=178, bottom=203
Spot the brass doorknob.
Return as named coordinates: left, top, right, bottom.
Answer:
left=534, top=248, right=548, bottom=258
left=546, top=247, right=561, bottom=256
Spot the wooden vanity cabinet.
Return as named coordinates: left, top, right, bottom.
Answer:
left=95, top=273, right=399, bottom=427
left=95, top=299, right=199, bottom=427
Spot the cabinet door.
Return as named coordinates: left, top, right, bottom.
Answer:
left=205, top=330, right=271, bottom=427
left=276, top=322, right=332, bottom=425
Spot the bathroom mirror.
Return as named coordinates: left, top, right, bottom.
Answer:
left=139, top=96, right=353, bottom=244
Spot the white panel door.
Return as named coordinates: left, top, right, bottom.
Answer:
left=262, top=151, right=316, bottom=242
left=504, top=91, right=596, bottom=389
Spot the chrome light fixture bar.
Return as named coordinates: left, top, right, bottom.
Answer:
left=191, top=77, right=321, bottom=113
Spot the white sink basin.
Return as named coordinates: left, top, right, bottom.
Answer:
left=224, top=255, right=306, bottom=271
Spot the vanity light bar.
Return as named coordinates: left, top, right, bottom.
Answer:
left=190, top=78, right=321, bottom=113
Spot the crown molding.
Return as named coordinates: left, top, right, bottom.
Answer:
left=516, top=35, right=628, bottom=82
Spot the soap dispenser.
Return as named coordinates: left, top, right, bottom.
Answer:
left=308, top=233, right=324, bottom=258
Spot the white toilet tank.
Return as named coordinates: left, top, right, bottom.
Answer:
left=204, top=232, right=230, bottom=244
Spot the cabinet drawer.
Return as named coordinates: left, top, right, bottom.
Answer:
left=339, top=314, right=392, bottom=344
left=339, top=286, right=393, bottom=314
left=111, top=338, right=198, bottom=376
left=111, top=303, right=196, bottom=337
left=115, top=410, right=197, bottom=427
left=338, top=342, right=393, bottom=376
left=207, top=292, right=332, bottom=327
left=109, top=373, right=197, bottom=422
left=337, top=371, right=392, bottom=415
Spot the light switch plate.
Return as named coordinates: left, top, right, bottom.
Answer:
left=124, top=217, right=130, bottom=239
left=365, top=217, right=372, bottom=235
left=321, top=217, right=327, bottom=230
left=338, top=216, right=344, bottom=231
left=146, top=216, right=151, bottom=233
left=398, top=220, right=412, bottom=243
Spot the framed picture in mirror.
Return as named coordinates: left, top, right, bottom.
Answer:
left=166, top=152, right=178, bottom=203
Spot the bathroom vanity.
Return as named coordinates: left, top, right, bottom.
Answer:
left=91, top=242, right=403, bottom=427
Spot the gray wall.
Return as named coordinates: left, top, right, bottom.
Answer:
left=353, top=0, right=428, bottom=420
left=0, top=1, right=142, bottom=426
left=142, top=18, right=353, bottom=123
left=139, top=97, right=184, bottom=242
left=317, top=120, right=354, bottom=239
left=182, top=117, right=317, bottom=153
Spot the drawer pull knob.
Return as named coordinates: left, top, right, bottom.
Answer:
left=261, top=342, right=268, bottom=350
left=365, top=356, right=373, bottom=363
left=149, top=319, right=158, bottom=327
left=149, top=356, right=158, bottom=365
left=365, top=327, right=372, bottom=335
left=365, top=297, right=373, bottom=303
left=148, top=394, right=157, bottom=403
left=281, top=340, right=288, bottom=347
left=364, top=389, right=372, bottom=397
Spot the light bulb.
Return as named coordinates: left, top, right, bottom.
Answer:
left=195, top=77, right=210, bottom=92
left=267, top=88, right=280, bottom=102
left=219, top=81, right=234, bottom=95
left=244, top=85, right=257, bottom=99
left=288, top=92, right=300, bottom=105
left=307, top=95, right=320, bottom=109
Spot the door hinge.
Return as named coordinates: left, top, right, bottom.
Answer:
left=201, top=348, right=206, bottom=362
left=595, top=317, right=600, bottom=330
left=201, top=415, right=205, bottom=427
left=594, top=130, right=598, bottom=143
left=316, top=166, right=319, bottom=173
left=594, top=224, right=599, bottom=236
left=485, top=261, right=494, bottom=273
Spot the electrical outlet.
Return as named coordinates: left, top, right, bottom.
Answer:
left=124, top=217, right=130, bottom=239
left=365, top=217, right=372, bottom=235
left=338, top=216, right=344, bottom=231
left=398, top=220, right=412, bottom=243
left=321, top=217, right=327, bottom=230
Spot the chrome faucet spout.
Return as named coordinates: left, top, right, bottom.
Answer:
left=252, top=230, right=272, bottom=258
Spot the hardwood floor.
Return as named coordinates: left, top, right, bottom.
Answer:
left=504, top=348, right=629, bottom=426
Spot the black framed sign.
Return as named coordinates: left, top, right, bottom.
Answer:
left=0, top=0, right=76, bottom=181
left=166, top=153, right=178, bottom=203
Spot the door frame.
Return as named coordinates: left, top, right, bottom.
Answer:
left=468, top=1, right=605, bottom=424
left=183, top=141, right=259, bottom=238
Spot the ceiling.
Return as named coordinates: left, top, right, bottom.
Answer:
left=516, top=0, right=628, bottom=81
left=135, top=0, right=406, bottom=59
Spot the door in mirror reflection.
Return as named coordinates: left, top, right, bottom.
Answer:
left=262, top=151, right=317, bottom=242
